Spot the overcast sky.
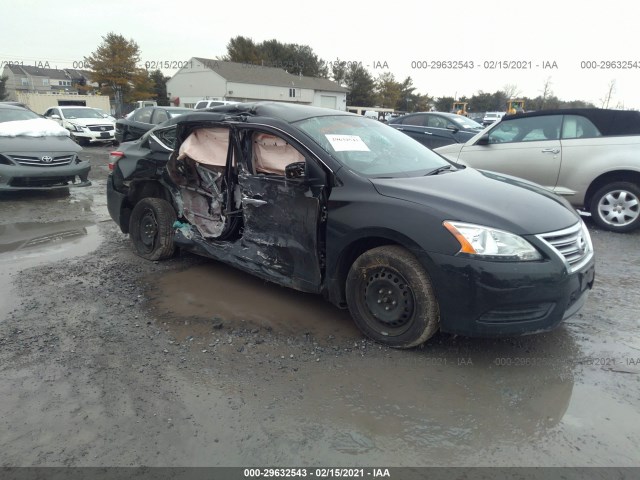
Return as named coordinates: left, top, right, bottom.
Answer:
left=2, top=0, right=638, bottom=109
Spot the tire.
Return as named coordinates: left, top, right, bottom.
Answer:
left=129, top=198, right=177, bottom=260
left=345, top=245, right=440, bottom=349
left=590, top=182, right=640, bottom=233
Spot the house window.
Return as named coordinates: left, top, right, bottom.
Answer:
left=43, top=79, right=49, bottom=86
left=21, top=78, right=29, bottom=86
left=289, top=88, right=296, bottom=98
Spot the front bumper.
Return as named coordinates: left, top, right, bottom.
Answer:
left=0, top=161, right=91, bottom=190
left=418, top=250, right=595, bottom=337
left=72, top=130, right=116, bottom=143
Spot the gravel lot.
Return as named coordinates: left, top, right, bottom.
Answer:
left=0, top=145, right=639, bottom=469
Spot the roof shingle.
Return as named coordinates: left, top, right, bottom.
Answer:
left=192, top=58, right=348, bottom=93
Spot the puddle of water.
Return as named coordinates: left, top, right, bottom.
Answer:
left=237, top=343, right=639, bottom=466
left=281, top=355, right=574, bottom=457
left=0, top=221, right=102, bottom=321
left=148, top=263, right=360, bottom=340
left=0, top=220, right=95, bottom=254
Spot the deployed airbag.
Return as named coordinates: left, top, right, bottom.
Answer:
left=178, top=128, right=229, bottom=166
left=253, top=133, right=304, bottom=175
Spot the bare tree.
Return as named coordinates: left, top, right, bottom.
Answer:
left=540, top=77, right=553, bottom=109
left=502, top=84, right=521, bottom=100
left=600, top=79, right=616, bottom=109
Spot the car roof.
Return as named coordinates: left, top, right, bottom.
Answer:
left=503, top=108, right=640, bottom=136
left=208, top=101, right=353, bottom=122
left=146, top=102, right=353, bottom=129
left=403, top=111, right=457, bottom=117
left=132, top=106, right=191, bottom=111
left=0, top=103, right=29, bottom=111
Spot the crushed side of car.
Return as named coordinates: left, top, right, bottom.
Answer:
left=109, top=118, right=327, bottom=293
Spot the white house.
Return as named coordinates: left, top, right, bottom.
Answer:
left=166, top=58, right=348, bottom=110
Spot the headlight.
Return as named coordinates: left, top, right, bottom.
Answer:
left=69, top=124, right=84, bottom=132
left=443, top=221, right=542, bottom=261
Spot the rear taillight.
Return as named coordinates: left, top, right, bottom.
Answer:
left=108, top=151, right=124, bottom=171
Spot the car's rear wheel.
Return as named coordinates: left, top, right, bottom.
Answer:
left=590, top=182, right=640, bottom=233
left=129, top=198, right=177, bottom=260
left=345, top=245, right=440, bottom=348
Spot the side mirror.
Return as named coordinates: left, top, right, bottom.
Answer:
left=285, top=161, right=305, bottom=180
left=446, top=125, right=459, bottom=133
left=476, top=133, right=490, bottom=146
left=51, top=114, right=61, bottom=120
left=102, top=114, right=109, bottom=118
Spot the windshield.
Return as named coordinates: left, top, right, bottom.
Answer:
left=455, top=117, right=483, bottom=129
left=0, top=108, right=40, bottom=123
left=61, top=108, right=104, bottom=119
left=295, top=115, right=450, bottom=177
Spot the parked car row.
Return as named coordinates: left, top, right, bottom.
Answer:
left=388, top=112, right=484, bottom=150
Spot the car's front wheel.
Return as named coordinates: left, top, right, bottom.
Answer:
left=590, top=182, right=640, bottom=233
left=345, top=245, right=440, bottom=348
left=129, top=198, right=177, bottom=260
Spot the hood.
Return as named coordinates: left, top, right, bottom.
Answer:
left=0, top=118, right=70, bottom=137
left=370, top=168, right=579, bottom=235
left=0, top=135, right=82, bottom=154
left=434, top=143, right=465, bottom=162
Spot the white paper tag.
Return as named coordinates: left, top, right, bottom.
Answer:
left=325, top=134, right=370, bottom=152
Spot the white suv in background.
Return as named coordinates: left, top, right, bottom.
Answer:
left=194, top=100, right=241, bottom=109
left=44, top=106, right=116, bottom=145
left=482, top=111, right=506, bottom=126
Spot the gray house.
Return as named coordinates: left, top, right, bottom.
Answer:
left=1, top=65, right=96, bottom=100
left=166, top=58, right=348, bottom=110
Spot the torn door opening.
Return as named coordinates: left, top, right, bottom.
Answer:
left=167, top=127, right=242, bottom=240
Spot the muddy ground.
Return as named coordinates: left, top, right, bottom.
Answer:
left=0, top=145, right=639, bottom=469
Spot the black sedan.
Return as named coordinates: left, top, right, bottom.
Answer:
left=115, top=106, right=192, bottom=143
left=107, top=102, right=594, bottom=348
left=389, top=112, right=484, bottom=149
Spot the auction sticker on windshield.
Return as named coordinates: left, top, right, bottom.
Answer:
left=325, top=134, right=370, bottom=152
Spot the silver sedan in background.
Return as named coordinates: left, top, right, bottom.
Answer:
left=0, top=104, right=90, bottom=190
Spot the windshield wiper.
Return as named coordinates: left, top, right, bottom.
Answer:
left=425, top=165, right=455, bottom=176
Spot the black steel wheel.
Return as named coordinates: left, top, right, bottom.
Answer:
left=129, top=198, right=177, bottom=260
left=345, top=245, right=440, bottom=348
